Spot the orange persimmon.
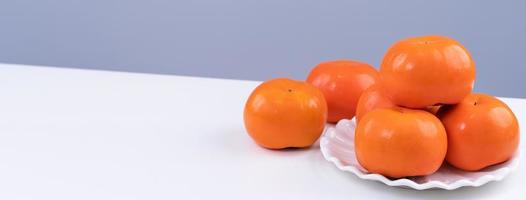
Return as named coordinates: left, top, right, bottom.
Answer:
left=307, top=60, right=378, bottom=123
left=244, top=78, right=327, bottom=149
left=438, top=93, right=519, bottom=171
left=355, top=107, right=448, bottom=178
left=380, top=35, right=475, bottom=108
left=355, top=84, right=395, bottom=123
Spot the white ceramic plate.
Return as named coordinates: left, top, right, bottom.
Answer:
left=320, top=119, right=520, bottom=190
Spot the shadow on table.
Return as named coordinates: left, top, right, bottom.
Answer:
left=215, top=127, right=321, bottom=155
left=370, top=177, right=510, bottom=198
left=330, top=159, right=516, bottom=199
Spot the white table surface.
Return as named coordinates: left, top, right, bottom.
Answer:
left=0, top=63, right=523, bottom=200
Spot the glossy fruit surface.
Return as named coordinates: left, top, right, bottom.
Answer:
left=355, top=85, right=395, bottom=122
left=355, top=108, right=447, bottom=178
left=244, top=78, right=328, bottom=149
left=380, top=35, right=475, bottom=108
left=439, top=93, right=519, bottom=171
left=307, top=60, right=378, bottom=123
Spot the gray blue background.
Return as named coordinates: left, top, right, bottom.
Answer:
left=1, top=0, right=525, bottom=97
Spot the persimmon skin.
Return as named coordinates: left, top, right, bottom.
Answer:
left=244, top=78, right=328, bottom=149
left=380, top=35, right=475, bottom=108
left=355, top=108, right=447, bottom=178
left=438, top=93, right=519, bottom=171
left=307, top=60, right=378, bottom=123
left=355, top=85, right=395, bottom=123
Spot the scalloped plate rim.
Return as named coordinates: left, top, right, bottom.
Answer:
left=319, top=119, right=520, bottom=190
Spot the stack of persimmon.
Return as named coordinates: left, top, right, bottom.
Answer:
left=244, top=35, right=519, bottom=178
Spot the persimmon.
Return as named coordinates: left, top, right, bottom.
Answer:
left=438, top=93, right=519, bottom=171
left=306, top=60, right=378, bottom=123
left=355, top=108, right=447, bottom=178
left=355, top=84, right=395, bottom=123
left=244, top=78, right=327, bottom=149
left=380, top=35, right=476, bottom=108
